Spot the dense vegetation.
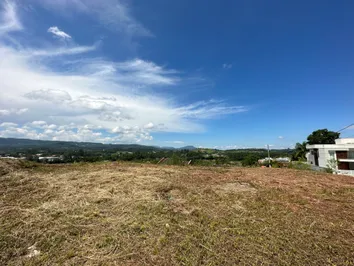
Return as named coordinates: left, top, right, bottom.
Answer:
left=307, top=129, right=340, bottom=145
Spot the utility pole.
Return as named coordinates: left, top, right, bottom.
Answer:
left=267, top=144, right=271, bottom=167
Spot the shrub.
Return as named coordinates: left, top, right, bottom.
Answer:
left=288, top=161, right=311, bottom=170
left=242, top=154, right=259, bottom=167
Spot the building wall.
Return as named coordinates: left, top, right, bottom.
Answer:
left=307, top=147, right=354, bottom=170
left=318, top=148, right=331, bottom=168
left=338, top=169, right=354, bottom=176
left=306, top=152, right=316, bottom=165
left=307, top=149, right=328, bottom=167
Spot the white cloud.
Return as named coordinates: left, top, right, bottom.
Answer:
left=46, top=124, right=57, bottom=129
left=0, top=122, right=18, bottom=127
left=0, top=108, right=28, bottom=116
left=0, top=0, right=22, bottom=35
left=48, top=26, right=71, bottom=39
left=165, top=140, right=184, bottom=145
left=0, top=1, right=248, bottom=144
left=0, top=123, right=112, bottom=143
left=31, top=121, right=47, bottom=126
left=17, top=108, right=28, bottom=114
left=25, top=89, right=72, bottom=103
left=278, top=136, right=284, bottom=139
left=222, top=63, right=232, bottom=69
left=0, top=110, right=11, bottom=116
left=144, top=122, right=154, bottom=129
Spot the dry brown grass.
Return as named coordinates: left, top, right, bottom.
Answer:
left=1, top=160, right=354, bottom=265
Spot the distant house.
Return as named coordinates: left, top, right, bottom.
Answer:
left=258, top=157, right=273, bottom=164
left=275, top=157, right=291, bottom=163
left=258, top=157, right=291, bottom=164
left=306, top=138, right=354, bottom=176
left=0, top=156, right=19, bottom=160
left=38, top=156, right=63, bottom=163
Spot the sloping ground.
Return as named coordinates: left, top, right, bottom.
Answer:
left=0, top=161, right=353, bottom=265
left=0, top=159, right=25, bottom=176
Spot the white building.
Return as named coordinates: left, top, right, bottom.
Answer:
left=258, top=157, right=291, bottom=164
left=306, top=138, right=354, bottom=176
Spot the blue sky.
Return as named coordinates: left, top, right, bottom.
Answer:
left=0, top=0, right=353, bottom=149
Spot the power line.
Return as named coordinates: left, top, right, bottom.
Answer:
left=336, top=123, right=354, bottom=133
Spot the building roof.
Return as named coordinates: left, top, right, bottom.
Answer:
left=335, top=138, right=354, bottom=144
left=307, top=138, right=354, bottom=150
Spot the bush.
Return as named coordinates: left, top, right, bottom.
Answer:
left=242, top=154, right=259, bottom=167
left=288, top=161, right=311, bottom=170
left=271, top=161, right=280, bottom=168
left=166, top=153, right=184, bottom=165
left=324, top=167, right=333, bottom=174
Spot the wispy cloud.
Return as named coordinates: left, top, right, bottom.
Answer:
left=0, top=0, right=22, bottom=35
left=0, top=122, right=18, bottom=127
left=278, top=136, right=284, bottom=139
left=222, top=63, right=232, bottom=69
left=48, top=26, right=71, bottom=39
left=175, top=100, right=247, bottom=119
left=0, top=108, right=28, bottom=116
left=26, top=43, right=98, bottom=57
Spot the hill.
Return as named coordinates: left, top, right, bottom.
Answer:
left=0, top=137, right=198, bottom=153
left=0, top=137, right=164, bottom=152
left=1, top=160, right=353, bottom=265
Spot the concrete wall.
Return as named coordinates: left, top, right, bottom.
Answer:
left=335, top=138, right=354, bottom=145
left=338, top=170, right=354, bottom=176
left=316, top=148, right=336, bottom=168
left=306, top=152, right=315, bottom=165
left=318, top=148, right=329, bottom=168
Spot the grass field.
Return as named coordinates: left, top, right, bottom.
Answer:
left=1, top=159, right=354, bottom=265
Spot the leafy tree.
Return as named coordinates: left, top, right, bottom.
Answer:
left=242, top=154, right=259, bottom=166
left=292, top=142, right=307, bottom=161
left=307, top=129, right=340, bottom=145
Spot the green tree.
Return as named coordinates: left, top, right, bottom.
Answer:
left=242, top=154, right=258, bottom=166
left=292, top=142, right=307, bottom=161
left=307, top=129, right=340, bottom=145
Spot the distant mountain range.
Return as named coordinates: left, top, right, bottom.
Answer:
left=0, top=137, right=197, bottom=153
